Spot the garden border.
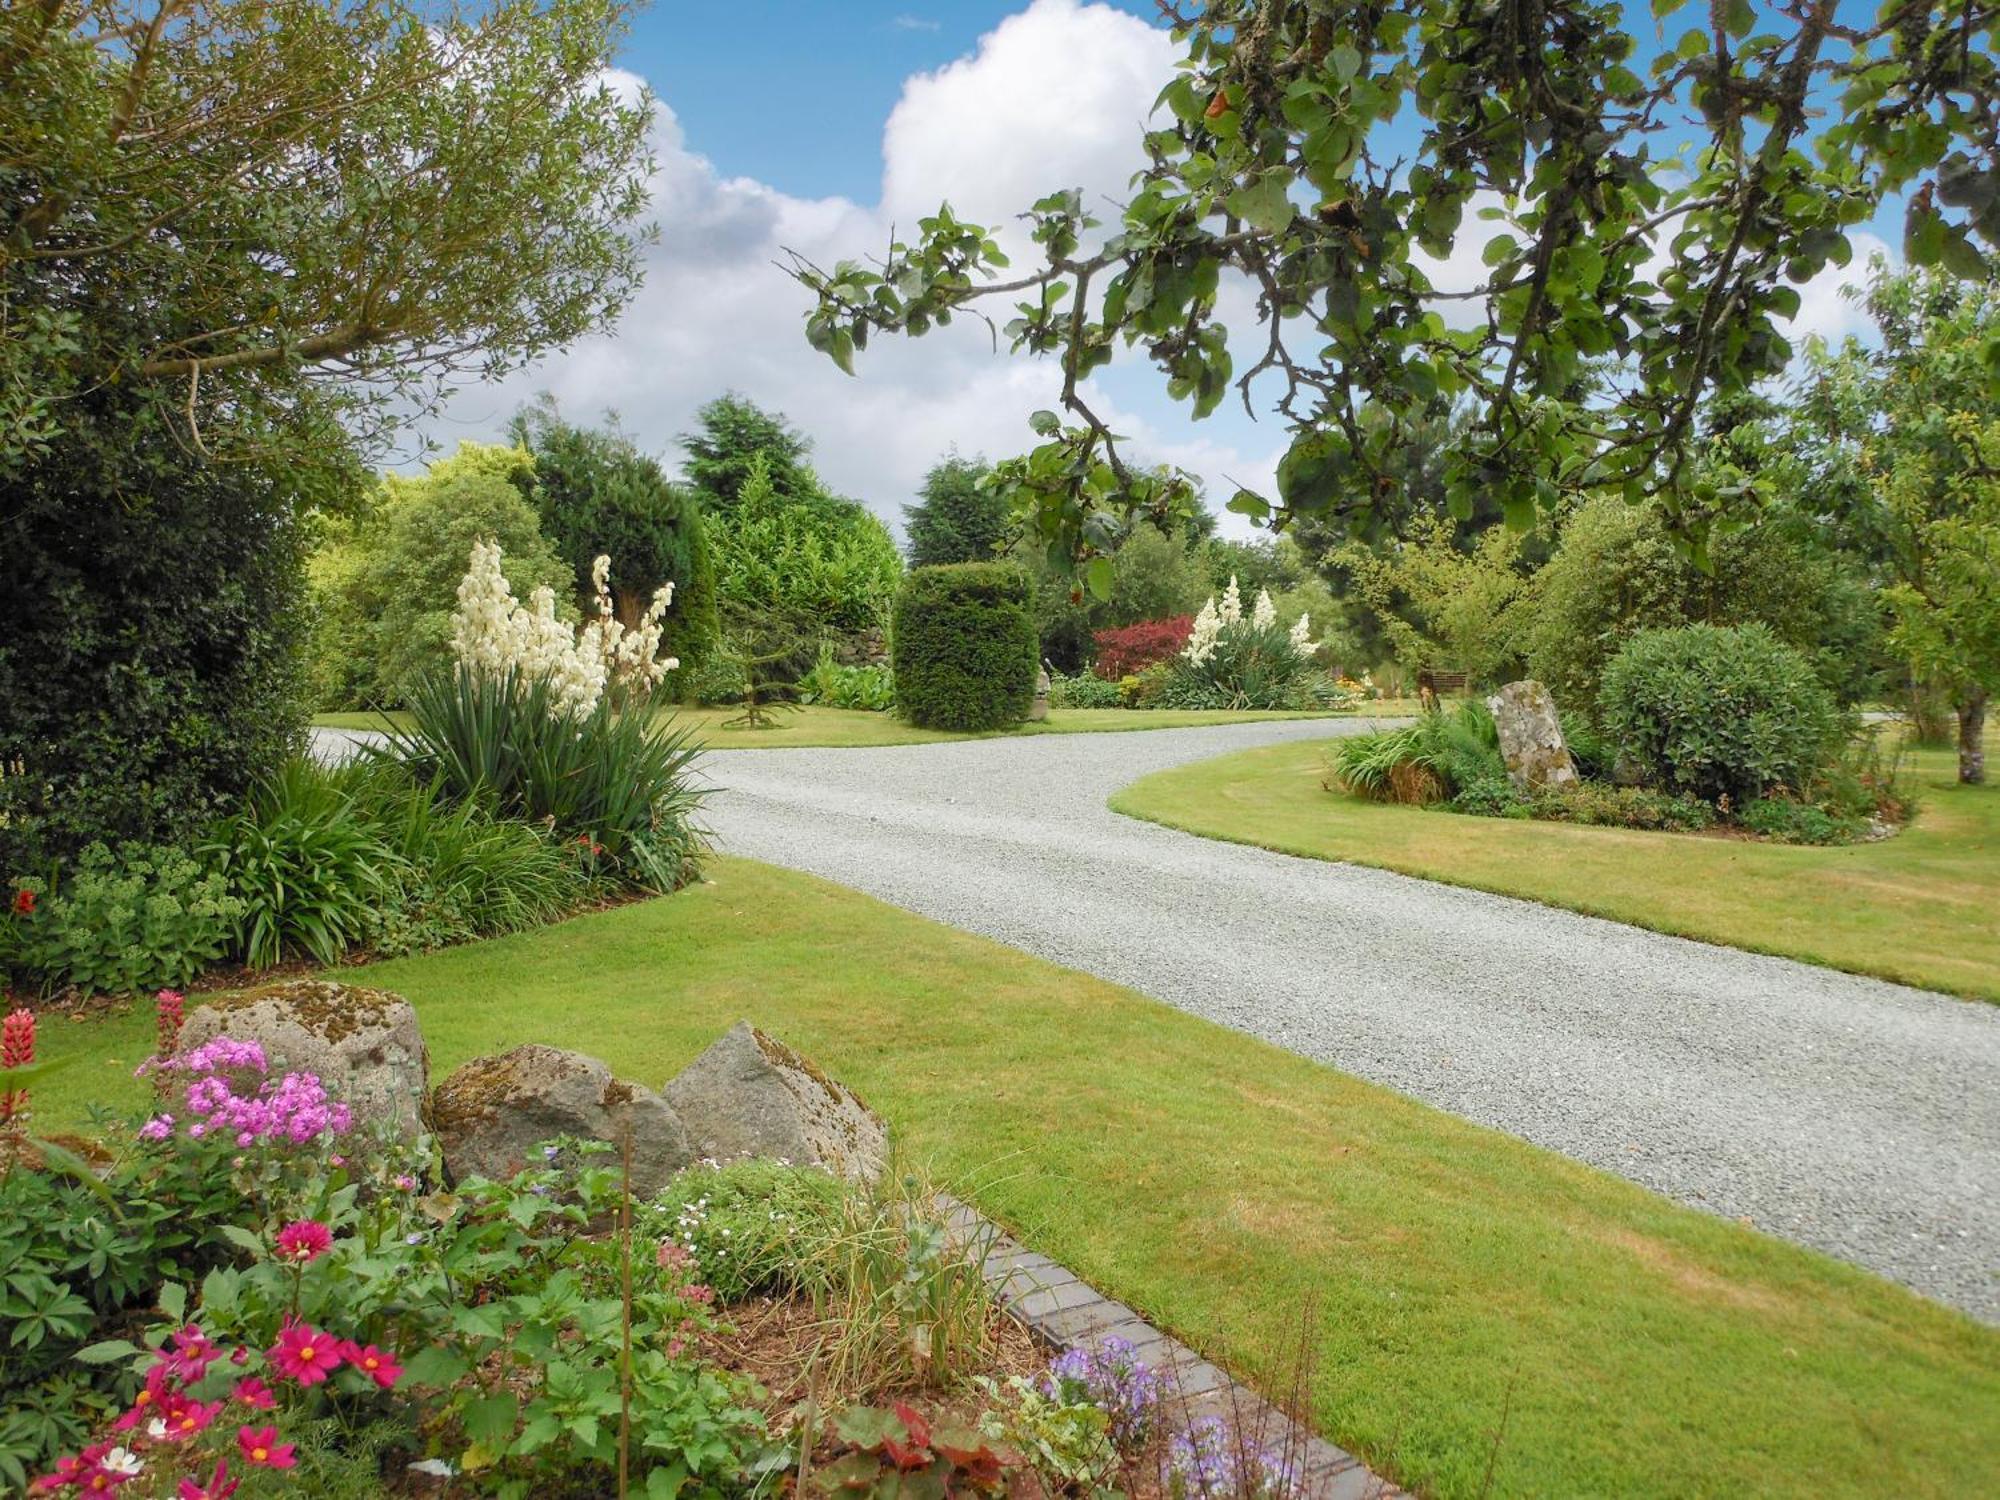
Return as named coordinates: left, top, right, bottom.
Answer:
left=939, top=1196, right=1404, bottom=1500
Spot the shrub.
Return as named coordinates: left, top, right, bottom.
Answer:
left=679, top=653, right=748, bottom=705
left=1599, top=624, right=1843, bottom=806
left=1325, top=703, right=1507, bottom=806
left=797, top=643, right=896, bottom=711
left=708, top=455, right=903, bottom=635
left=892, top=563, right=1039, bottom=731
left=1528, top=782, right=1716, bottom=832
left=1092, top=616, right=1193, bottom=680
left=1741, top=796, right=1849, bottom=844
left=0, top=400, right=313, bottom=867
left=2, top=843, right=242, bottom=997
left=1049, top=672, right=1125, bottom=709
left=375, top=667, right=706, bottom=891
left=644, top=1159, right=849, bottom=1303
left=1162, top=580, right=1332, bottom=710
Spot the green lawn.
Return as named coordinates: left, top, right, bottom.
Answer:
left=310, top=701, right=1419, bottom=748
left=1112, top=731, right=2000, bottom=1002
left=32, top=860, right=1998, bottom=1499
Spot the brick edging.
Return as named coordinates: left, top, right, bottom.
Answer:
left=937, top=1196, right=1405, bottom=1500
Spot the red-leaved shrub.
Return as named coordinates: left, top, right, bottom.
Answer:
left=1092, top=616, right=1193, bottom=680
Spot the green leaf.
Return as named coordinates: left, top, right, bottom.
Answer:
left=1329, top=44, right=1361, bottom=83
left=400, top=1345, right=472, bottom=1388
left=1027, top=409, right=1061, bottom=437
left=464, top=1391, right=520, bottom=1452
left=1224, top=170, right=1294, bottom=234
left=75, top=1339, right=142, bottom=1365
left=220, top=1224, right=264, bottom=1255
left=157, top=1281, right=186, bottom=1321
left=1083, top=556, right=1114, bottom=601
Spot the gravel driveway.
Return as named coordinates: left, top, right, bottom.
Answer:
left=693, top=719, right=2000, bottom=1322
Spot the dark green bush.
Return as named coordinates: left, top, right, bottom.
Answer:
left=1049, top=672, right=1125, bottom=709
left=891, top=563, right=1039, bottom=731
left=1599, top=624, right=1842, bottom=806
left=1740, top=796, right=1851, bottom=845
left=0, top=403, right=313, bottom=867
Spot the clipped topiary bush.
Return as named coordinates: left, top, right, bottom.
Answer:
left=891, top=562, right=1038, bottom=731
left=1598, top=623, right=1842, bottom=807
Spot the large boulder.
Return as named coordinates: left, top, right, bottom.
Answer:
left=665, top=1022, right=888, bottom=1183
left=178, top=980, right=428, bottom=1142
left=431, top=1045, right=692, bottom=1196
left=1485, top=679, right=1579, bottom=793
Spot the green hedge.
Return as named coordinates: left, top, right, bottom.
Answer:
left=891, top=563, right=1038, bottom=731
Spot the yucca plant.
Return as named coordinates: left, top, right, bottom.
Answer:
left=374, top=665, right=707, bottom=892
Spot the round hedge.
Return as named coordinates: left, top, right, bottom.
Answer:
left=891, top=562, right=1039, bottom=731
left=1598, top=623, right=1841, bottom=807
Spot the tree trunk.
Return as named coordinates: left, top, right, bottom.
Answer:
left=1958, top=691, right=1988, bottom=786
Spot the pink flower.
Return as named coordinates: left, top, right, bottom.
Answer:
left=273, top=1219, right=332, bottom=1263
left=154, top=991, right=184, bottom=1062
left=231, top=1375, right=275, bottom=1411
left=268, top=1319, right=341, bottom=1385
left=340, top=1341, right=402, bottom=1390
left=137, top=1115, right=174, bottom=1142
left=155, top=1398, right=221, bottom=1441
left=177, top=1459, right=240, bottom=1499
left=392, top=1173, right=417, bottom=1191
left=164, top=1326, right=220, bottom=1381
left=1, top=1007, right=34, bottom=1126
left=235, top=1426, right=296, bottom=1470
left=656, top=1240, right=694, bottom=1271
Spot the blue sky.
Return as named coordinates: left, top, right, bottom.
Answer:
left=421, top=1, right=1903, bottom=535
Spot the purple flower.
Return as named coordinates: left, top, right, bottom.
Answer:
left=1045, top=1336, right=1164, bottom=1448
left=1169, top=1416, right=1297, bottom=1500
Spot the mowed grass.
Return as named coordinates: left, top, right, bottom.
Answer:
left=1113, top=729, right=2000, bottom=1001
left=310, top=701, right=1420, bottom=748
left=32, top=859, right=1998, bottom=1499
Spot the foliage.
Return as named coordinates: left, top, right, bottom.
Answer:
left=820, top=1402, right=1011, bottom=1499
left=892, top=565, right=1040, bottom=732
left=0, top=403, right=313, bottom=867
left=510, top=401, right=722, bottom=670
left=677, top=654, right=750, bottom=707
left=1599, top=624, right=1844, bottom=807
left=906, top=455, right=1009, bottom=566
left=976, top=1378, right=1119, bottom=1493
left=643, top=1159, right=848, bottom=1304
left=1, top=0, right=653, bottom=483
left=1335, top=517, right=1532, bottom=688
left=679, top=394, right=819, bottom=513
left=1526, top=782, right=1716, bottom=833
left=1325, top=703, right=1506, bottom=806
left=1048, top=673, right=1126, bottom=710
left=374, top=667, right=705, bottom=893
left=1740, top=796, right=1849, bottom=845
left=1093, top=616, right=1195, bottom=680
left=1796, top=263, right=2000, bottom=783
left=708, top=456, right=904, bottom=635
left=2, top=844, right=242, bottom=998
left=798, top=645, right=896, bottom=712
left=1100, top=524, right=1209, bottom=627
left=1517, top=497, right=1882, bottom=715
left=311, top=444, right=574, bottom=709
left=788, top=0, right=1999, bottom=563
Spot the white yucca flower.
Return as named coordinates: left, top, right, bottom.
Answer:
left=1252, top=588, right=1277, bottom=630
left=1219, top=574, right=1243, bottom=626
left=1288, top=611, right=1315, bottom=652
left=1183, top=597, right=1222, bottom=666
left=449, top=541, right=678, bottom=716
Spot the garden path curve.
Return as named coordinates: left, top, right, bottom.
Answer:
left=692, top=720, right=2000, bottom=1323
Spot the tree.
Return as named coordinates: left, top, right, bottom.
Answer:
left=310, top=444, right=575, bottom=708
left=1336, top=517, right=1535, bottom=689
left=904, top=455, right=1009, bottom=565
left=510, top=402, right=721, bottom=669
left=0, top=0, right=652, bottom=854
left=1797, top=264, right=2000, bottom=782
left=707, top=456, right=904, bottom=637
left=679, top=394, right=818, bottom=513
left=2, top=0, right=653, bottom=483
left=788, top=1, right=1999, bottom=574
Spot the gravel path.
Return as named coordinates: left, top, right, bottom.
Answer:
left=308, top=720, right=2000, bottom=1320
left=695, top=721, right=2000, bottom=1322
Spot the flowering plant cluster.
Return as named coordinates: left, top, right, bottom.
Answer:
left=1044, top=1335, right=1165, bottom=1449
left=1182, top=577, right=1315, bottom=669
left=450, top=539, right=678, bottom=717
left=2, top=1005, right=34, bottom=1130
left=33, top=1307, right=402, bottom=1496
left=1155, top=577, right=1348, bottom=712
left=137, top=1038, right=351, bottom=1150
left=1167, top=1414, right=1299, bottom=1500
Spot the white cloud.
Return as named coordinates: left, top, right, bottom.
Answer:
left=891, top=14, right=942, bottom=33
left=413, top=0, right=1217, bottom=536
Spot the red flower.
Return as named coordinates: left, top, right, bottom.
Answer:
left=178, top=1459, right=240, bottom=1500
left=268, top=1319, right=342, bottom=1385
left=1, top=1007, right=34, bottom=1068
left=154, top=990, right=185, bottom=1061
left=273, top=1219, right=332, bottom=1263
left=11, top=888, right=34, bottom=915
left=231, top=1375, right=275, bottom=1411
left=236, top=1426, right=296, bottom=1470
left=340, top=1341, right=402, bottom=1391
